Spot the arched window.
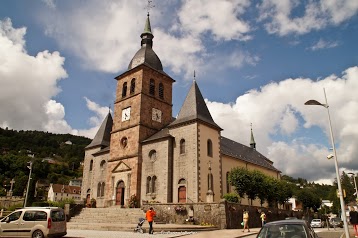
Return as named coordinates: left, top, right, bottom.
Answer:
left=149, top=150, right=157, bottom=162
left=100, top=160, right=106, bottom=170
left=159, top=83, right=164, bottom=99
left=101, top=182, right=105, bottom=197
left=89, top=160, right=93, bottom=171
left=149, top=79, right=155, bottom=96
left=146, top=176, right=151, bottom=194
left=122, top=82, right=127, bottom=97
left=151, top=176, right=157, bottom=193
left=178, top=178, right=186, bottom=184
left=207, top=139, right=213, bottom=157
left=130, top=78, right=135, bottom=94
left=180, top=139, right=185, bottom=154
left=97, top=182, right=101, bottom=197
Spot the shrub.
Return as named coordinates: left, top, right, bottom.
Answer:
left=223, top=193, right=240, bottom=203
left=48, top=198, right=75, bottom=209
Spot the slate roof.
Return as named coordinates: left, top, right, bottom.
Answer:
left=142, top=128, right=173, bottom=143
left=169, top=81, right=221, bottom=130
left=220, top=136, right=280, bottom=172
left=86, top=112, right=113, bottom=149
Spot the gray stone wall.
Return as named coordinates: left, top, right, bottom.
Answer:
left=0, top=196, right=24, bottom=209
left=143, top=201, right=304, bottom=229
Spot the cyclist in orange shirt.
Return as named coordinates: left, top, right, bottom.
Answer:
left=146, top=207, right=156, bottom=234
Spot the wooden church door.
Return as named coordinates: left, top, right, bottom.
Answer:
left=178, top=186, right=186, bottom=203
left=116, top=181, right=125, bottom=206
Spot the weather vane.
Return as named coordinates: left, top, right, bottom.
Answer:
left=146, top=0, right=155, bottom=15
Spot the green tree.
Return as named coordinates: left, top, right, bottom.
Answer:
left=276, top=180, right=293, bottom=208
left=246, top=170, right=265, bottom=205
left=296, top=189, right=321, bottom=211
left=228, top=167, right=251, bottom=199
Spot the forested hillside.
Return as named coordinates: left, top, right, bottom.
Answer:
left=0, top=127, right=91, bottom=198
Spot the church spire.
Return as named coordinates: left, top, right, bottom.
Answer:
left=140, top=14, right=153, bottom=47
left=250, top=123, right=256, bottom=149
left=127, top=12, right=163, bottom=71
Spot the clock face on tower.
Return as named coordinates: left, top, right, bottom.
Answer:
left=152, top=108, right=162, bottom=122
left=121, top=107, right=131, bottom=121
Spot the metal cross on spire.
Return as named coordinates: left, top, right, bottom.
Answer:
left=146, top=0, right=155, bottom=16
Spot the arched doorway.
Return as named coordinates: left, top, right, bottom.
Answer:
left=116, top=181, right=125, bottom=206
left=86, top=189, right=91, bottom=205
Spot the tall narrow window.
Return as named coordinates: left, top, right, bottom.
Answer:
left=89, top=160, right=93, bottom=171
left=97, top=182, right=101, bottom=197
left=130, top=78, right=135, bottom=94
left=207, top=139, right=213, bottom=157
left=101, top=182, right=105, bottom=197
left=180, top=139, right=185, bottom=154
left=149, top=79, right=155, bottom=96
left=159, top=83, right=164, bottom=99
left=152, top=176, right=157, bottom=193
left=146, top=176, right=151, bottom=194
left=122, top=82, right=127, bottom=97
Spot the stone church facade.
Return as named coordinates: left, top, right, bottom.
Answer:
left=81, top=14, right=281, bottom=208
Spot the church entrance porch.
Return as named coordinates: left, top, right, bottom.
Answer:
left=116, top=181, right=125, bottom=206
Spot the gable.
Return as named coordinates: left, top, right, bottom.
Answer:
left=112, top=161, right=131, bottom=173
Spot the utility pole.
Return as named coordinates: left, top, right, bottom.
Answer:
left=24, top=161, right=32, bottom=207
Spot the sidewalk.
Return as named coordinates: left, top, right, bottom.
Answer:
left=180, top=228, right=261, bottom=238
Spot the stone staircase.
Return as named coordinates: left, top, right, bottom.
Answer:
left=67, top=207, right=218, bottom=232
left=70, top=207, right=145, bottom=224
left=68, top=207, right=145, bottom=231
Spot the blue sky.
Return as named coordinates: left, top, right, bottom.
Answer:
left=0, top=0, right=357, bottom=184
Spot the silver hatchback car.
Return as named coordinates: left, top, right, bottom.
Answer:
left=0, top=207, right=67, bottom=238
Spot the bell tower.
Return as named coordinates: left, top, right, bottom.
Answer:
left=106, top=14, right=175, bottom=206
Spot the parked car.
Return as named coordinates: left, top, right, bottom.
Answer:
left=329, top=217, right=344, bottom=228
left=256, top=219, right=318, bottom=238
left=310, top=219, right=323, bottom=228
left=0, top=207, right=67, bottom=238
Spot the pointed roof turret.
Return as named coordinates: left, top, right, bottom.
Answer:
left=250, top=124, right=256, bottom=149
left=86, top=112, right=113, bottom=149
left=128, top=14, right=163, bottom=71
left=169, top=81, right=221, bottom=130
left=143, top=13, right=152, bottom=35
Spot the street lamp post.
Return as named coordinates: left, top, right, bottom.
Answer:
left=348, top=172, right=358, bottom=200
left=24, top=161, right=32, bottom=207
left=305, top=88, right=350, bottom=238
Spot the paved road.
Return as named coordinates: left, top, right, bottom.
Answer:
left=64, top=227, right=353, bottom=238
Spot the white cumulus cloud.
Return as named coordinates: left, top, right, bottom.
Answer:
left=208, top=66, right=358, bottom=183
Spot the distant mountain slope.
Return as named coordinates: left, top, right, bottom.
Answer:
left=0, top=127, right=91, bottom=200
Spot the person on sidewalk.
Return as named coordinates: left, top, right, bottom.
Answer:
left=242, top=210, right=250, bottom=232
left=349, top=207, right=358, bottom=237
left=146, top=207, right=156, bottom=234
left=260, top=212, right=267, bottom=227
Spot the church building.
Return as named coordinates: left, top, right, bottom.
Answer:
left=81, top=14, right=281, bottom=208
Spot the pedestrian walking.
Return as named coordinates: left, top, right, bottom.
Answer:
left=349, top=207, right=358, bottom=237
left=146, top=207, right=156, bottom=234
left=260, top=211, right=266, bottom=227
left=242, top=210, right=250, bottom=232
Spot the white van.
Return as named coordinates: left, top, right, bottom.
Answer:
left=0, top=207, right=67, bottom=238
